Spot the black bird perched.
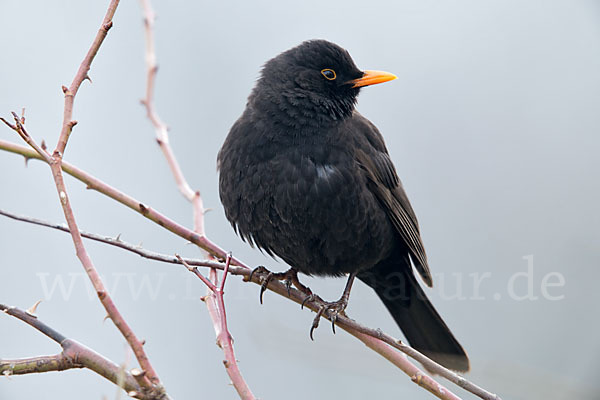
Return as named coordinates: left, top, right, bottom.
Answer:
left=218, top=39, right=469, bottom=371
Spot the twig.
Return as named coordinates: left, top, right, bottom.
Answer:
left=3, top=116, right=163, bottom=393
left=0, top=139, right=501, bottom=400
left=195, top=256, right=256, bottom=400
left=355, top=333, right=461, bottom=400
left=0, top=303, right=144, bottom=398
left=0, top=207, right=223, bottom=269
left=55, top=0, right=119, bottom=155
left=137, top=2, right=254, bottom=397
left=0, top=138, right=232, bottom=263
left=0, top=210, right=479, bottom=400
left=1, top=0, right=165, bottom=393
left=138, top=0, right=204, bottom=234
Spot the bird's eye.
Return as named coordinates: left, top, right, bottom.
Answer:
left=321, top=69, right=337, bottom=80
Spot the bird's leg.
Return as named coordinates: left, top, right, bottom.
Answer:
left=248, top=266, right=313, bottom=304
left=310, top=272, right=357, bottom=340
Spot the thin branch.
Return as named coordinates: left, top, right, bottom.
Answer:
left=2, top=0, right=164, bottom=391
left=355, top=332, right=461, bottom=400
left=0, top=304, right=144, bottom=398
left=55, top=0, right=120, bottom=155
left=0, top=139, right=500, bottom=400
left=201, top=256, right=256, bottom=400
left=3, top=116, right=163, bottom=394
left=137, top=2, right=255, bottom=396
left=138, top=0, right=204, bottom=234
left=0, top=208, right=223, bottom=269
left=0, top=211, right=476, bottom=400
left=1, top=354, right=83, bottom=376
left=1, top=113, right=52, bottom=163
left=176, top=254, right=217, bottom=291
left=0, top=138, right=233, bottom=264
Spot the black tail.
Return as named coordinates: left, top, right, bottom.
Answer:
left=358, top=258, right=470, bottom=372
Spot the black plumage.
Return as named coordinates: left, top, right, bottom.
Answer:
left=218, top=39, right=469, bottom=371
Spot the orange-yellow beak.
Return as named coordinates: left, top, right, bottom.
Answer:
left=351, top=70, right=397, bottom=88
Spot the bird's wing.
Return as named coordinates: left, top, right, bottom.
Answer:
left=351, top=113, right=433, bottom=287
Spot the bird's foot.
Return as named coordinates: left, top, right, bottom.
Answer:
left=309, top=296, right=349, bottom=340
left=248, top=266, right=309, bottom=304
left=308, top=272, right=357, bottom=340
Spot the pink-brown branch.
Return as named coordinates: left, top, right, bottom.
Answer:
left=0, top=138, right=501, bottom=400
left=55, top=0, right=120, bottom=155
left=137, top=1, right=255, bottom=397
left=1, top=0, right=166, bottom=393
left=139, top=0, right=204, bottom=234
left=0, top=303, right=144, bottom=397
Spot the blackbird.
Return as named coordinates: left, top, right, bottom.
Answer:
left=218, top=39, right=469, bottom=371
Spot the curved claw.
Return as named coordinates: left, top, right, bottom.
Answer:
left=309, top=300, right=348, bottom=339
left=259, top=272, right=275, bottom=304
left=331, top=311, right=337, bottom=334
left=301, top=294, right=313, bottom=310
left=309, top=307, right=325, bottom=341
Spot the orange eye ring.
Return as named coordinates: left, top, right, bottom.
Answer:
left=321, top=68, right=337, bottom=80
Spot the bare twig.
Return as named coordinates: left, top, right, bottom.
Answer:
left=138, top=0, right=204, bottom=234
left=137, top=2, right=255, bottom=397
left=0, top=138, right=232, bottom=263
left=0, top=139, right=501, bottom=400
left=4, top=119, right=162, bottom=392
left=0, top=304, right=143, bottom=397
left=197, top=256, right=256, bottom=400
left=55, top=0, right=119, bottom=155
left=355, top=332, right=461, bottom=400
left=1, top=0, right=165, bottom=393
left=0, top=208, right=222, bottom=269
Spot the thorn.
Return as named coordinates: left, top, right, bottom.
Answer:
left=103, top=314, right=110, bottom=322
left=68, top=120, right=78, bottom=128
left=140, top=339, right=146, bottom=346
left=41, top=140, right=47, bottom=151
left=84, top=74, right=92, bottom=83
left=115, top=233, right=121, bottom=241
left=103, top=21, right=113, bottom=31
left=203, top=208, right=213, bottom=214
left=24, top=157, right=29, bottom=167
left=26, top=300, right=42, bottom=316
left=61, top=85, right=69, bottom=94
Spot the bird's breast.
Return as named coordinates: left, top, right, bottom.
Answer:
left=219, top=142, right=394, bottom=276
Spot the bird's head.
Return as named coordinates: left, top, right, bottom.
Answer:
left=253, top=40, right=397, bottom=124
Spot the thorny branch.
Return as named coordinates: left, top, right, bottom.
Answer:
left=0, top=303, right=144, bottom=398
left=0, top=200, right=499, bottom=400
left=138, top=1, right=254, bottom=396
left=1, top=0, right=167, bottom=396
left=138, top=0, right=205, bottom=234
left=1, top=2, right=500, bottom=399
